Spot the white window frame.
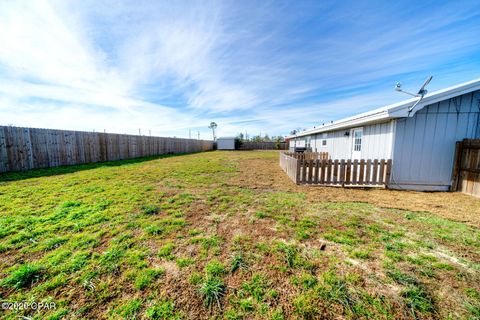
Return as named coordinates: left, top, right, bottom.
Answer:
left=351, top=127, right=363, bottom=159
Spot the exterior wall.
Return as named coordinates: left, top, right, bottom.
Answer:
left=390, top=90, right=480, bottom=191
left=287, top=90, right=480, bottom=191
left=288, top=138, right=305, bottom=150
left=217, top=138, right=235, bottom=150
left=289, top=121, right=394, bottom=159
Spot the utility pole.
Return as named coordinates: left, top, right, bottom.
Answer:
left=139, top=128, right=141, bottom=136
left=149, top=129, right=151, bottom=136
left=189, top=129, right=191, bottom=139
left=198, top=131, right=200, bottom=140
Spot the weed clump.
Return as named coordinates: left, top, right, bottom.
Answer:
left=276, top=243, right=297, bottom=268
left=158, top=242, right=175, bottom=260
left=205, top=260, right=226, bottom=277
left=230, top=252, right=248, bottom=273
left=2, top=264, right=44, bottom=289
left=199, top=276, right=226, bottom=308
left=142, top=204, right=160, bottom=215
left=402, top=285, right=435, bottom=317
left=145, top=299, right=182, bottom=319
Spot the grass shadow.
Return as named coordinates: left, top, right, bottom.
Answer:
left=0, top=152, right=204, bottom=182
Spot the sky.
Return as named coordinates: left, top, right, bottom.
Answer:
left=0, top=0, right=479, bottom=139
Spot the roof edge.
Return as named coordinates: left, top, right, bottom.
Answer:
left=287, top=77, right=480, bottom=139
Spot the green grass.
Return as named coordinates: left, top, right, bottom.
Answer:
left=2, top=263, right=44, bottom=289
left=0, top=151, right=479, bottom=319
left=198, top=276, right=226, bottom=308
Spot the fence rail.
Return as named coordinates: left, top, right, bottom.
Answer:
left=282, top=151, right=329, bottom=161
left=279, top=152, right=392, bottom=187
left=451, top=139, right=480, bottom=197
left=0, top=126, right=214, bottom=173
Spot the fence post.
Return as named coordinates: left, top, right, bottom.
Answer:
left=379, top=159, right=386, bottom=185
left=385, top=159, right=392, bottom=188
left=450, top=140, right=464, bottom=191
left=295, top=158, right=301, bottom=184
left=301, top=159, right=307, bottom=182
left=314, top=159, right=320, bottom=184
left=308, top=159, right=313, bottom=183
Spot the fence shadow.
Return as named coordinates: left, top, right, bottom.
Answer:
left=0, top=153, right=194, bottom=182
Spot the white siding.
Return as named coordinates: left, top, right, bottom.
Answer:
left=290, top=121, right=394, bottom=159
left=289, top=138, right=305, bottom=151
left=391, top=90, right=480, bottom=190
left=362, top=122, right=394, bottom=159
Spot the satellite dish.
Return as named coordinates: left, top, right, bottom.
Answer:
left=394, top=76, right=433, bottom=114
left=417, top=75, right=433, bottom=96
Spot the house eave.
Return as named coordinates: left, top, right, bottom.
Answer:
left=290, top=111, right=391, bottom=138
left=287, top=77, right=480, bottom=139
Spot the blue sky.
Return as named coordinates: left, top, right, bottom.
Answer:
left=0, top=0, right=479, bottom=139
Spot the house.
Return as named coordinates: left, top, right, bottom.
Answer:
left=217, top=137, right=236, bottom=150
left=287, top=78, right=480, bottom=191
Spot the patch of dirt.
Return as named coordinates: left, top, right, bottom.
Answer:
left=232, top=155, right=480, bottom=227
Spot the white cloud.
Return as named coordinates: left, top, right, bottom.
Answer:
left=0, top=0, right=479, bottom=138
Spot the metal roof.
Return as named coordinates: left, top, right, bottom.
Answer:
left=288, top=78, right=480, bottom=138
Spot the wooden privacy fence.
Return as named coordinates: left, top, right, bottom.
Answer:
left=451, top=139, right=480, bottom=197
left=0, top=126, right=214, bottom=173
left=237, top=141, right=287, bottom=150
left=279, top=152, right=392, bottom=187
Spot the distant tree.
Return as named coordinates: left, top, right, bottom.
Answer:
left=251, top=135, right=262, bottom=142
left=273, top=136, right=284, bottom=149
left=290, top=129, right=297, bottom=135
left=263, top=134, right=271, bottom=142
left=237, top=132, right=244, bottom=141
left=208, top=122, right=217, bottom=141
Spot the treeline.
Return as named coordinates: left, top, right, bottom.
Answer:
left=236, top=133, right=285, bottom=143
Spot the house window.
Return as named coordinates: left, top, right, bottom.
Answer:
left=353, top=130, right=362, bottom=151
left=322, top=139, right=327, bottom=146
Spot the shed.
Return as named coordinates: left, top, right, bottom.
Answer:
left=217, top=137, right=236, bottom=150
left=287, top=78, right=480, bottom=191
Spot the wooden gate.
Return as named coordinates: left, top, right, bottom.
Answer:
left=451, top=139, right=480, bottom=197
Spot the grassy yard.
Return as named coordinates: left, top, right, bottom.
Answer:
left=0, top=151, right=479, bottom=319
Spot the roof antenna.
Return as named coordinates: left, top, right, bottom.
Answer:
left=395, top=76, right=433, bottom=114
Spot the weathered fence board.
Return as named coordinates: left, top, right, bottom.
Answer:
left=0, top=126, right=214, bottom=173
left=280, top=152, right=392, bottom=187
left=238, top=141, right=287, bottom=150
left=282, top=152, right=329, bottom=161
left=451, top=139, right=480, bottom=197
left=279, top=152, right=299, bottom=182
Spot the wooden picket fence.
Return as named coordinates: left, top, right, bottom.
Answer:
left=279, top=152, right=392, bottom=187
left=279, top=152, right=299, bottom=182
left=282, top=151, right=329, bottom=161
